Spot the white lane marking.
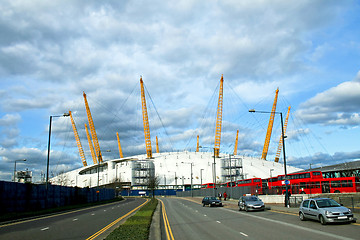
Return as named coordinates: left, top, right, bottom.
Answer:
left=41, top=227, right=49, bottom=231
left=216, top=221, right=221, bottom=223
left=222, top=208, right=353, bottom=240
left=91, top=213, right=95, bottom=216
left=73, top=218, right=78, bottom=221
left=204, top=215, right=207, bottom=217
left=112, top=207, right=114, bottom=209
left=240, top=232, right=248, bottom=237
left=195, top=210, right=198, bottom=212
left=104, top=210, right=107, bottom=212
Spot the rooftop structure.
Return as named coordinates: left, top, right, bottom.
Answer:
left=51, top=151, right=302, bottom=188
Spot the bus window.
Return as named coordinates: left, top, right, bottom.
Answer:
left=341, top=180, right=352, bottom=188
left=331, top=181, right=341, bottom=188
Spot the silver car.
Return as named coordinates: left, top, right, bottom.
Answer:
left=299, top=198, right=355, bottom=225
left=238, top=195, right=265, bottom=211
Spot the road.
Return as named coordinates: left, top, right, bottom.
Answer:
left=0, top=198, right=147, bottom=240
left=160, top=197, right=359, bottom=240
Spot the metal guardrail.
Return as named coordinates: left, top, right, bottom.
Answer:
left=288, top=196, right=303, bottom=207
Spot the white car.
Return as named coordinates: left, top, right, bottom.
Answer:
left=299, top=198, right=355, bottom=225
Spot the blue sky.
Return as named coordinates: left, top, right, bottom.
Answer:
left=1, top=0, right=360, bottom=182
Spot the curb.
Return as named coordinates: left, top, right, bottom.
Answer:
left=149, top=200, right=161, bottom=240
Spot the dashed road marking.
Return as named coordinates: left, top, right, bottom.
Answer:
left=240, top=232, right=248, bottom=237
left=216, top=221, right=221, bottom=223
left=41, top=227, right=49, bottom=231
left=73, top=218, right=78, bottom=221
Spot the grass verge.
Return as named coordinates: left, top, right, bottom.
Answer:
left=106, top=198, right=158, bottom=240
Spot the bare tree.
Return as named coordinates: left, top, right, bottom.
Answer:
left=146, top=175, right=160, bottom=198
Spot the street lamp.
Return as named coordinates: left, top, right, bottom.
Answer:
left=13, top=159, right=26, bottom=182
left=249, top=109, right=289, bottom=207
left=229, top=154, right=234, bottom=200
left=46, top=113, right=70, bottom=189
left=270, top=168, right=274, bottom=194
left=182, top=162, right=193, bottom=197
left=199, top=146, right=217, bottom=197
left=98, top=150, right=111, bottom=188
left=200, top=169, right=204, bottom=186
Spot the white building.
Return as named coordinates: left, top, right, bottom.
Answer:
left=51, top=151, right=302, bottom=188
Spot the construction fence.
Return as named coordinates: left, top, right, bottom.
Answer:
left=0, top=181, right=115, bottom=214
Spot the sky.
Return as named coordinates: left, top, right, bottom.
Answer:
left=1, top=0, right=360, bottom=182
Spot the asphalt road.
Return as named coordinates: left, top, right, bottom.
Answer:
left=160, top=198, right=359, bottom=240
left=0, top=198, right=147, bottom=240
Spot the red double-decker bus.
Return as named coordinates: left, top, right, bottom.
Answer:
left=273, top=171, right=360, bottom=194
left=237, top=178, right=263, bottom=194
left=201, top=183, right=215, bottom=189
left=220, top=181, right=236, bottom=188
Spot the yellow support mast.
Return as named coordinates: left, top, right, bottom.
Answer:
left=234, top=130, right=239, bottom=155
left=156, top=136, right=159, bottom=153
left=116, top=132, right=124, bottom=158
left=69, top=111, right=87, bottom=167
left=83, top=92, right=103, bottom=163
left=261, top=88, right=279, bottom=160
left=196, top=135, right=199, bottom=152
left=140, top=77, right=153, bottom=159
left=275, top=106, right=291, bottom=162
left=214, top=75, right=224, bottom=158
left=85, top=123, right=97, bottom=164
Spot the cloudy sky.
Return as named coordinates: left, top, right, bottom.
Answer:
left=1, top=0, right=360, bottom=182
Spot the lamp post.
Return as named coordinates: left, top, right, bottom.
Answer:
left=270, top=168, right=274, bottom=194
left=199, top=146, right=217, bottom=197
left=200, top=169, right=204, bottom=186
left=182, top=162, right=193, bottom=197
left=249, top=109, right=288, bottom=207
left=229, top=154, right=234, bottom=200
left=46, top=113, right=70, bottom=189
left=13, top=159, right=26, bottom=182
left=98, top=150, right=111, bottom=188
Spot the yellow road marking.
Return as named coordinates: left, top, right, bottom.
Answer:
left=158, top=199, right=175, bottom=240
left=86, top=199, right=149, bottom=240
left=0, top=199, right=127, bottom=228
left=268, top=210, right=298, bottom=216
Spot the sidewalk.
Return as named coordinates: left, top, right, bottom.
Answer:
left=181, top=196, right=359, bottom=219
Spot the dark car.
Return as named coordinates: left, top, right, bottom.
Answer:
left=202, top=196, right=223, bottom=207
left=299, top=198, right=355, bottom=225
left=238, top=195, right=265, bottom=211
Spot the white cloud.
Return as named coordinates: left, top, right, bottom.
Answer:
left=296, top=79, right=360, bottom=125
left=0, top=0, right=358, bottom=180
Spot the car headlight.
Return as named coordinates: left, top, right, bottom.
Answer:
left=325, top=211, right=331, bottom=215
left=247, top=204, right=253, bottom=207
left=348, top=209, right=352, bottom=213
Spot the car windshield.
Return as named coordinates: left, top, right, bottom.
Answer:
left=209, top=197, right=218, bottom=200
left=316, top=199, right=341, bottom=208
left=245, top=196, right=259, bottom=201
